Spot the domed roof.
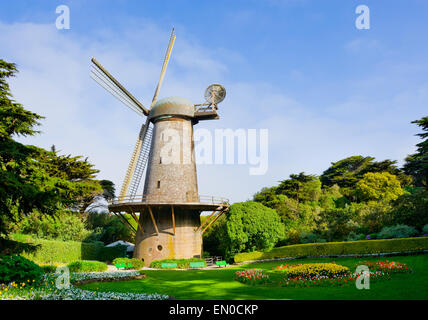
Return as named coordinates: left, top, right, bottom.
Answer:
left=149, top=96, right=194, bottom=120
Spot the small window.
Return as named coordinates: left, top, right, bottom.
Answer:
left=159, top=157, right=162, bottom=164
left=157, top=245, right=163, bottom=251
left=157, top=180, right=161, bottom=188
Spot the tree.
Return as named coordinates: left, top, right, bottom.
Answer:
left=0, top=59, right=106, bottom=236
left=221, top=201, right=285, bottom=260
left=354, top=172, right=404, bottom=202
left=277, top=173, right=321, bottom=203
left=320, top=156, right=410, bottom=197
left=403, top=116, right=428, bottom=188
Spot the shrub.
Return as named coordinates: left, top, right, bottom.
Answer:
left=40, top=265, right=57, bottom=274
left=67, top=260, right=107, bottom=273
left=300, top=232, right=326, bottom=244
left=150, top=258, right=206, bottom=269
left=377, top=225, right=418, bottom=239
left=422, top=224, right=428, bottom=235
left=347, top=232, right=365, bottom=241
left=287, top=263, right=349, bottom=279
left=0, top=255, right=43, bottom=284
left=234, top=236, right=428, bottom=263
left=8, top=234, right=126, bottom=264
left=112, top=257, right=144, bottom=270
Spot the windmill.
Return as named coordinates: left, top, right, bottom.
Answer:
left=90, top=28, right=229, bottom=265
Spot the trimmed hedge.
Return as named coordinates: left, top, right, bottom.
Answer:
left=234, top=237, right=428, bottom=263
left=112, top=257, right=145, bottom=270
left=8, top=234, right=127, bottom=264
left=150, top=258, right=206, bottom=269
left=67, top=260, right=108, bottom=273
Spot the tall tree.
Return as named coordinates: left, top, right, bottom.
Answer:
left=403, top=116, right=428, bottom=188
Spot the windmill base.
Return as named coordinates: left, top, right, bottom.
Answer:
left=132, top=207, right=202, bottom=266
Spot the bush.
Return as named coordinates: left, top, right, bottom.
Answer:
left=377, top=225, right=418, bottom=239
left=287, top=263, right=350, bottom=279
left=9, top=234, right=126, bottom=264
left=300, top=232, right=326, bottom=244
left=422, top=224, right=428, bottom=235
left=0, top=255, right=43, bottom=284
left=67, top=260, right=107, bottom=273
left=112, top=257, right=144, bottom=270
left=40, top=265, right=57, bottom=274
left=347, top=232, right=365, bottom=241
left=234, top=236, right=428, bottom=263
left=13, top=211, right=92, bottom=242
left=150, top=258, right=206, bottom=269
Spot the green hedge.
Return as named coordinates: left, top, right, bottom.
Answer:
left=234, top=237, right=428, bottom=263
left=112, top=257, right=145, bottom=270
left=8, top=234, right=127, bottom=264
left=150, top=258, right=206, bottom=269
left=67, top=260, right=108, bottom=272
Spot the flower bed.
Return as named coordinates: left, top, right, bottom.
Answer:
left=0, top=272, right=168, bottom=300
left=234, top=260, right=412, bottom=288
left=234, top=269, right=269, bottom=285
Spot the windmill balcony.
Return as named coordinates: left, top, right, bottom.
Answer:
left=108, top=194, right=229, bottom=212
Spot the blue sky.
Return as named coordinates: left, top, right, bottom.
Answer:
left=1, top=0, right=427, bottom=204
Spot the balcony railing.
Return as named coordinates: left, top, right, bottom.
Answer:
left=108, top=194, right=229, bottom=206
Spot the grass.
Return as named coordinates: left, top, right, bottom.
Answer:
left=78, top=254, right=428, bottom=300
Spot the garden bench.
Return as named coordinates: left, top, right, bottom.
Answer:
left=216, top=260, right=227, bottom=268
left=114, top=262, right=126, bottom=270
left=161, top=262, right=178, bottom=269
left=189, top=262, right=205, bottom=268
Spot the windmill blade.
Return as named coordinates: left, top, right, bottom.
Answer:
left=119, top=28, right=176, bottom=200
left=90, top=57, right=149, bottom=116
left=150, top=27, right=176, bottom=107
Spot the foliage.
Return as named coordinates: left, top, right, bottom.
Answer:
left=389, top=189, right=428, bottom=229
left=287, top=263, right=349, bottom=278
left=403, top=116, right=428, bottom=188
left=423, top=224, right=428, bottom=235
left=67, top=260, right=107, bottom=273
left=359, top=260, right=410, bottom=274
left=12, top=210, right=91, bottom=242
left=149, top=258, right=206, bottom=269
left=234, top=269, right=269, bottom=285
left=0, top=255, right=43, bottom=284
left=377, top=225, right=418, bottom=239
left=354, top=172, right=404, bottom=202
left=0, top=273, right=169, bottom=300
left=85, top=212, right=133, bottom=244
left=112, top=257, right=144, bottom=270
left=233, top=237, right=428, bottom=263
left=8, top=233, right=126, bottom=264
left=222, top=201, right=285, bottom=260
left=299, top=232, right=326, bottom=244
left=320, top=156, right=410, bottom=194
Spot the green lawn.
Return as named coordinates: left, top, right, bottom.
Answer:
left=79, top=254, right=428, bottom=300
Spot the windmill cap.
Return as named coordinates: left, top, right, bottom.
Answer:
left=149, top=96, right=194, bottom=120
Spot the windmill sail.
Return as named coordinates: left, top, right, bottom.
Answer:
left=118, top=28, right=176, bottom=200
left=90, top=58, right=149, bottom=116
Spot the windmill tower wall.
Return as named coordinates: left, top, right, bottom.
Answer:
left=132, top=97, right=203, bottom=265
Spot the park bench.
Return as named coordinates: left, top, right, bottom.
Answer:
left=161, top=262, right=177, bottom=269
left=189, top=262, right=206, bottom=268
left=114, top=262, right=134, bottom=270
left=114, top=262, right=126, bottom=270
left=215, top=260, right=227, bottom=268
